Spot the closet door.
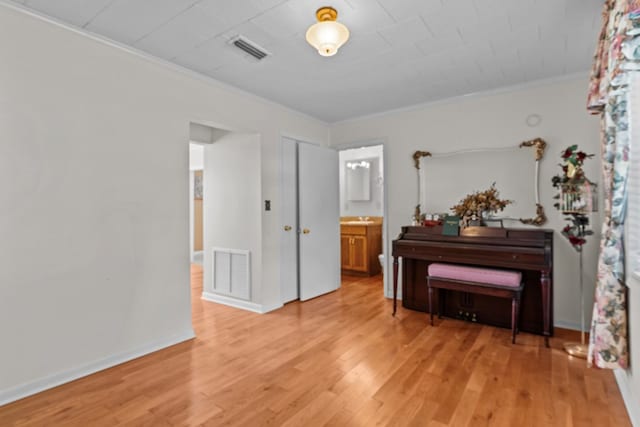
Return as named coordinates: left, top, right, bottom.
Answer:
left=298, top=143, right=340, bottom=301
left=280, top=138, right=299, bottom=303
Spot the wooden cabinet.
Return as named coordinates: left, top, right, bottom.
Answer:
left=340, top=222, right=382, bottom=275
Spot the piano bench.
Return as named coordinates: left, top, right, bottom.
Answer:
left=427, top=263, right=524, bottom=344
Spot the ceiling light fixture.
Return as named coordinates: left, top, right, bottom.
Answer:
left=305, top=7, right=350, bottom=57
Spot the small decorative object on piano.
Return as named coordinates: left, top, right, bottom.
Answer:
left=442, top=215, right=461, bottom=236
left=450, top=183, right=512, bottom=228
left=422, top=212, right=445, bottom=227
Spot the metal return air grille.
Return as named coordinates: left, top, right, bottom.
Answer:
left=231, top=37, right=269, bottom=60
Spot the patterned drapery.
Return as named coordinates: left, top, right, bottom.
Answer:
left=586, top=0, right=640, bottom=369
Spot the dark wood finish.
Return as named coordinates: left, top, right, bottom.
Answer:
left=427, top=276, right=524, bottom=344
left=392, top=225, right=553, bottom=346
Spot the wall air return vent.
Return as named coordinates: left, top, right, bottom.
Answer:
left=230, top=36, right=270, bottom=61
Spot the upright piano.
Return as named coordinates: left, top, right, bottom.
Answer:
left=392, top=226, right=554, bottom=345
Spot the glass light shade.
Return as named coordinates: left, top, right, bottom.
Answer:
left=305, top=21, right=350, bottom=57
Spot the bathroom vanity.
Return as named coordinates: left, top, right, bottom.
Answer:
left=340, top=217, right=382, bottom=276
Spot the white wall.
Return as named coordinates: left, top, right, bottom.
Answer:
left=202, top=133, right=262, bottom=304
left=339, top=145, right=384, bottom=217
left=330, top=76, right=602, bottom=330
left=0, top=4, right=328, bottom=404
left=189, top=144, right=204, bottom=171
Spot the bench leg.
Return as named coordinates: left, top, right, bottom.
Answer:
left=438, top=290, right=444, bottom=319
left=428, top=285, right=434, bottom=326
left=515, top=293, right=521, bottom=335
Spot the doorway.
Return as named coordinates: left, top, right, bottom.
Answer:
left=189, top=122, right=267, bottom=312
left=338, top=144, right=386, bottom=291
left=189, top=143, right=205, bottom=266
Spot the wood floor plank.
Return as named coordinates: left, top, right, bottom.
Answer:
left=0, top=267, right=631, bottom=426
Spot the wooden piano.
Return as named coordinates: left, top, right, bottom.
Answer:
left=392, top=226, right=554, bottom=346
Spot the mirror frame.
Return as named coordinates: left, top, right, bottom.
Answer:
left=413, top=138, right=548, bottom=226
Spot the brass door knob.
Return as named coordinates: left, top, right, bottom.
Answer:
left=302, top=228, right=311, bottom=234
left=284, top=225, right=292, bottom=231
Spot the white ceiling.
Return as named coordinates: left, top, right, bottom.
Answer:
left=10, top=0, right=603, bottom=122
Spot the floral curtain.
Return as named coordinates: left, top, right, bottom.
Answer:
left=586, top=0, right=640, bottom=369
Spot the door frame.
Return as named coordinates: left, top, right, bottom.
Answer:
left=334, top=139, right=391, bottom=299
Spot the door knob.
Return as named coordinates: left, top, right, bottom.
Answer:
left=302, top=228, right=310, bottom=234
left=284, top=225, right=292, bottom=231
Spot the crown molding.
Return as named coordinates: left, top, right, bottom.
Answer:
left=332, top=71, right=591, bottom=126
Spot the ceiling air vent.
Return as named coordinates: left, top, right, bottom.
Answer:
left=230, top=36, right=270, bottom=61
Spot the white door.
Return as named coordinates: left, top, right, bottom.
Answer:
left=280, top=138, right=299, bottom=303
left=298, top=143, right=340, bottom=301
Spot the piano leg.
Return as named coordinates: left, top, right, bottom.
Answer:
left=392, top=256, right=399, bottom=316
left=541, top=270, right=551, bottom=347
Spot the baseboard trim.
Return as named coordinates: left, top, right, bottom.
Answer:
left=614, top=369, right=640, bottom=426
left=0, top=329, right=195, bottom=407
left=202, top=292, right=282, bottom=314
left=552, top=320, right=582, bottom=331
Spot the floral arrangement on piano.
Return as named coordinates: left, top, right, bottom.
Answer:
left=450, top=183, right=512, bottom=228
left=551, top=145, right=597, bottom=250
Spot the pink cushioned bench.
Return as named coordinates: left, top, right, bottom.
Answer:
left=427, top=263, right=524, bottom=343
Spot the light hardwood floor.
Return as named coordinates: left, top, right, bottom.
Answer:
left=0, top=266, right=631, bottom=426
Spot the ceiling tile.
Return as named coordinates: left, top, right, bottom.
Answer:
left=472, top=0, right=513, bottom=20
left=174, top=36, right=252, bottom=75
left=196, top=0, right=279, bottom=30
left=23, top=0, right=114, bottom=27
left=421, top=10, right=465, bottom=44
left=134, top=4, right=229, bottom=60
left=219, top=22, right=279, bottom=49
left=416, top=35, right=464, bottom=57
left=334, top=32, right=392, bottom=63
left=86, top=0, right=200, bottom=45
left=342, top=0, right=395, bottom=33
left=376, top=0, right=443, bottom=23
left=250, top=2, right=309, bottom=40
left=378, top=16, right=431, bottom=47
left=457, top=11, right=510, bottom=43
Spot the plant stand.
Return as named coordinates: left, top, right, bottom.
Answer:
left=562, top=213, right=590, bottom=359
left=563, top=245, right=588, bottom=358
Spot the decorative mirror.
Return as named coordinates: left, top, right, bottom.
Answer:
left=346, top=159, right=372, bottom=201
left=413, top=138, right=547, bottom=226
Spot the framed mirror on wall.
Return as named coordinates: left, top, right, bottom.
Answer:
left=413, top=138, right=548, bottom=226
left=346, top=159, right=372, bottom=201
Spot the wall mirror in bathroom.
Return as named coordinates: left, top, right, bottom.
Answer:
left=413, top=138, right=547, bottom=226
left=346, top=159, right=372, bottom=201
